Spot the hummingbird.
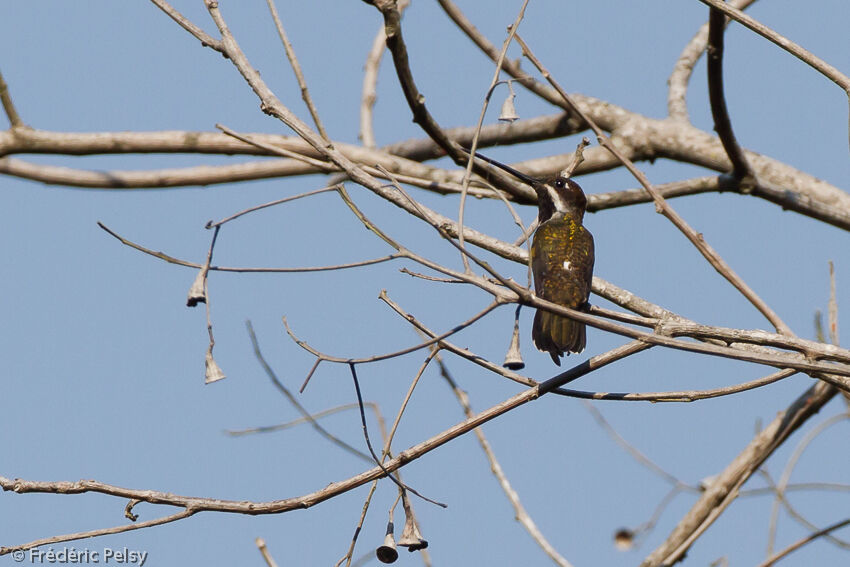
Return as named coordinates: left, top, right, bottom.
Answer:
left=470, top=151, right=595, bottom=365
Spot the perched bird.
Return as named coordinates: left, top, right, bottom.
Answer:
left=471, top=151, right=595, bottom=365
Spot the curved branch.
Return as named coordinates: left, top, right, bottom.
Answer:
left=667, top=0, right=758, bottom=121
left=707, top=4, right=754, bottom=182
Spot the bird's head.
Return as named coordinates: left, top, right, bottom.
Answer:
left=465, top=149, right=587, bottom=223
left=534, top=172, right=586, bottom=223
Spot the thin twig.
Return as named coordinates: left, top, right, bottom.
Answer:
left=368, top=0, right=534, bottom=202
left=335, top=403, right=391, bottom=567
left=757, top=517, right=850, bottom=567
left=359, top=20, right=386, bottom=148
left=829, top=261, right=839, bottom=346
left=246, top=321, right=371, bottom=462
left=335, top=480, right=380, bottom=567
left=380, top=351, right=438, bottom=461
left=283, top=299, right=500, bottom=366
left=1, top=509, right=193, bottom=554
left=640, top=382, right=837, bottom=567
left=696, top=0, right=850, bottom=92
left=435, top=353, right=574, bottom=567
left=582, top=402, right=690, bottom=487
left=456, top=0, right=529, bottom=273
left=667, top=0, right=758, bottom=121
left=226, top=402, right=374, bottom=436
left=265, top=0, right=329, bottom=139
left=149, top=0, right=221, bottom=50
left=348, top=363, right=447, bottom=508
left=360, top=0, right=410, bottom=148
left=625, top=485, right=692, bottom=550
left=0, top=69, right=24, bottom=127
left=216, top=123, right=332, bottom=169
left=767, top=412, right=850, bottom=553
left=255, top=538, right=280, bottom=567
left=208, top=184, right=340, bottom=228
left=99, top=220, right=400, bottom=273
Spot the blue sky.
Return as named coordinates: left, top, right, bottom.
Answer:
left=3, top=1, right=850, bottom=566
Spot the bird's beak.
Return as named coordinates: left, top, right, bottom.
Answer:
left=459, top=147, right=539, bottom=186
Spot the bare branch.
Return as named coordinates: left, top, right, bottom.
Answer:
left=264, top=0, right=329, bottom=139
left=706, top=4, right=755, bottom=183
left=437, top=355, right=574, bottom=567
left=582, top=402, right=689, bottom=487
left=435, top=1, right=850, bottom=227
left=226, top=402, right=373, bottom=437
left=282, top=299, right=501, bottom=367
left=360, top=0, right=410, bottom=148
left=640, top=382, right=838, bottom=567
left=367, top=0, right=534, bottom=202
left=767, top=412, right=850, bottom=553
left=667, top=0, right=758, bottom=121
left=757, top=517, right=850, bottom=567
left=1, top=508, right=193, bottom=555
left=98, top=221, right=401, bottom=274
left=696, top=0, right=850, bottom=93
left=0, top=69, right=24, bottom=127
left=348, top=363, right=447, bottom=508
left=246, top=321, right=372, bottom=462
left=255, top=538, right=280, bottom=567
left=149, top=0, right=221, bottom=50
left=829, top=261, right=839, bottom=346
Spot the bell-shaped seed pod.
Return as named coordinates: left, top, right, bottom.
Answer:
left=502, top=319, right=525, bottom=370
left=376, top=521, right=399, bottom=564
left=498, top=92, right=519, bottom=123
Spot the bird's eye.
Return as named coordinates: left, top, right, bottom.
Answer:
left=554, top=178, right=565, bottom=188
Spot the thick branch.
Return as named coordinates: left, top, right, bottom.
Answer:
left=640, top=382, right=837, bottom=566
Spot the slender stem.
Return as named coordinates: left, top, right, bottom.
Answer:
left=264, top=0, right=329, bottom=139
left=456, top=0, right=529, bottom=273
left=757, top=517, right=850, bottom=567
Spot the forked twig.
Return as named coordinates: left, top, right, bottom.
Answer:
left=246, top=321, right=371, bottom=462
left=348, top=363, right=447, bottom=509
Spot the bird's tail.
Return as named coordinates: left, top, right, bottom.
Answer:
left=532, top=310, right=585, bottom=366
